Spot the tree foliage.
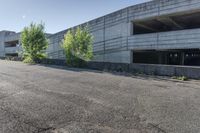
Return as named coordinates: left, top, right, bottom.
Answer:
left=62, top=26, right=93, bottom=66
left=21, top=23, right=48, bottom=63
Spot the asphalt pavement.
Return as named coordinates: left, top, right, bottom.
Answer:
left=0, top=60, right=199, bottom=133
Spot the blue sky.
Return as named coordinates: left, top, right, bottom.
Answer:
left=0, top=0, right=151, bottom=33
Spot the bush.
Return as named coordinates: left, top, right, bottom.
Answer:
left=21, top=22, right=48, bottom=63
left=172, top=76, right=188, bottom=81
left=23, top=56, right=35, bottom=64
left=61, top=26, right=93, bottom=67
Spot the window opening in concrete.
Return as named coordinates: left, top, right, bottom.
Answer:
left=133, top=11, right=200, bottom=35
left=5, top=40, right=19, bottom=47
left=5, top=53, right=18, bottom=57
left=133, top=49, right=200, bottom=66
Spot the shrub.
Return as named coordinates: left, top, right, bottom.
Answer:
left=21, top=22, right=48, bottom=63
left=61, top=26, right=93, bottom=67
left=23, top=56, right=35, bottom=64
left=172, top=76, right=188, bottom=81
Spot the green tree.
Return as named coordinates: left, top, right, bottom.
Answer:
left=21, top=23, right=48, bottom=63
left=62, top=26, right=93, bottom=66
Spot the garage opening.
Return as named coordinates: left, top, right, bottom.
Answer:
left=5, top=40, right=19, bottom=47
left=133, top=11, right=200, bottom=35
left=133, top=49, right=200, bottom=66
left=5, top=53, right=18, bottom=57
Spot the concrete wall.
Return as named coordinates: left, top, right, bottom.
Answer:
left=128, top=28, right=200, bottom=50
left=4, top=33, right=20, bottom=42
left=47, top=31, right=66, bottom=59
left=87, top=61, right=200, bottom=79
left=130, top=63, right=200, bottom=79
left=47, top=8, right=131, bottom=63
left=0, top=32, right=5, bottom=57
left=128, top=0, right=200, bottom=21
left=0, top=31, right=16, bottom=57
left=93, top=50, right=131, bottom=64
left=46, top=0, right=200, bottom=64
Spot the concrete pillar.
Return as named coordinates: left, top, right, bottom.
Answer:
left=130, top=50, right=133, bottom=63
left=158, top=52, right=162, bottom=64
left=130, top=22, right=134, bottom=35
left=181, top=52, right=185, bottom=65
left=103, top=16, right=106, bottom=62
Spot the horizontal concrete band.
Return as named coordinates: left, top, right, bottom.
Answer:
left=87, top=62, right=200, bottom=79
left=35, top=58, right=200, bottom=79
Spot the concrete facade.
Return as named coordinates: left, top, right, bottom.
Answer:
left=1, top=0, right=200, bottom=65
left=0, top=31, right=18, bottom=57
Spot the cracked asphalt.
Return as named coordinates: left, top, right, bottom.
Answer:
left=0, top=60, right=200, bottom=133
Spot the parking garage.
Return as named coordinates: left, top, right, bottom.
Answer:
left=132, top=10, right=200, bottom=66
left=133, top=10, right=200, bottom=35
left=4, top=40, right=19, bottom=57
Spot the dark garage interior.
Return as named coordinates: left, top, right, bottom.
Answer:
left=133, top=11, right=200, bottom=35
left=132, top=11, right=200, bottom=66
left=133, top=49, right=200, bottom=66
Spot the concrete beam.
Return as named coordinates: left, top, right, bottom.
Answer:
left=157, top=17, right=183, bottom=30
left=167, top=17, right=183, bottom=29
left=134, top=23, right=159, bottom=32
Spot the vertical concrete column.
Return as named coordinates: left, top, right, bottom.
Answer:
left=130, top=50, right=133, bottom=63
left=158, top=52, right=162, bottom=64
left=103, top=16, right=106, bottom=62
left=164, top=52, right=168, bottom=64
left=181, top=52, right=185, bottom=65
left=129, top=22, right=134, bottom=36
left=0, top=32, right=6, bottom=57
left=126, top=8, right=133, bottom=64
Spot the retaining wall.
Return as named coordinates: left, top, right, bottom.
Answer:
left=38, top=59, right=200, bottom=79
left=87, top=62, right=200, bottom=79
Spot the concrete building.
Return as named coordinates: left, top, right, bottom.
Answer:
left=0, top=31, right=21, bottom=57
left=1, top=0, right=200, bottom=66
